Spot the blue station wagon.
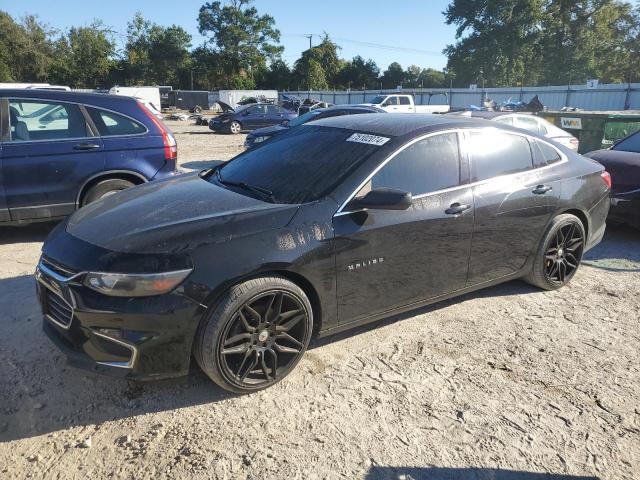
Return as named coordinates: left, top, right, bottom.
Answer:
left=0, top=89, right=179, bottom=225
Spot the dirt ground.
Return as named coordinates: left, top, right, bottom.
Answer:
left=0, top=120, right=639, bottom=480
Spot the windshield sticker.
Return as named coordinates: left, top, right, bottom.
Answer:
left=346, top=133, right=390, bottom=146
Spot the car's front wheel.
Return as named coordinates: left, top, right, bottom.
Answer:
left=228, top=121, right=242, bottom=134
left=194, top=276, right=313, bottom=393
left=525, top=213, right=585, bottom=290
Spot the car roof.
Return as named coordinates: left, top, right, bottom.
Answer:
left=327, top=105, right=385, bottom=113
left=0, top=88, right=137, bottom=107
left=309, top=112, right=491, bottom=137
left=466, top=111, right=534, bottom=119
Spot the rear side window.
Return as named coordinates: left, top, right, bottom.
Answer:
left=613, top=131, right=640, bottom=153
left=363, top=133, right=460, bottom=196
left=87, top=107, right=146, bottom=136
left=399, top=96, right=411, bottom=105
left=9, top=99, right=89, bottom=141
left=516, top=115, right=544, bottom=134
left=532, top=140, right=562, bottom=167
left=494, top=116, right=514, bottom=126
left=468, top=131, right=533, bottom=181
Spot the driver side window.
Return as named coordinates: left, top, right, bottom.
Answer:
left=357, top=133, right=461, bottom=198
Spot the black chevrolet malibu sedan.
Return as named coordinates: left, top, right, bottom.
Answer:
left=37, top=114, right=611, bottom=393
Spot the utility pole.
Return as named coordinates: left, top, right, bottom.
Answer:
left=305, top=34, right=313, bottom=95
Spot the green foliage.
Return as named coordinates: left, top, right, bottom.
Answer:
left=293, top=34, right=343, bottom=89
left=198, top=0, right=282, bottom=88
left=337, top=56, right=380, bottom=89
left=381, top=62, right=405, bottom=88
left=444, top=0, right=640, bottom=87
left=123, top=13, right=192, bottom=87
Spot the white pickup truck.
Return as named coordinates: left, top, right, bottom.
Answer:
left=360, top=94, right=450, bottom=114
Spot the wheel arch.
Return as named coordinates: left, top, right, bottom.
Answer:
left=557, top=208, right=589, bottom=240
left=197, top=268, right=324, bottom=341
left=76, top=170, right=148, bottom=208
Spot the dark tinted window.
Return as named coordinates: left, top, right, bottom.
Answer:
left=366, top=133, right=460, bottom=195
left=613, top=131, right=640, bottom=153
left=87, top=107, right=146, bottom=136
left=532, top=140, right=562, bottom=167
left=9, top=99, right=89, bottom=141
left=267, top=105, right=283, bottom=114
left=248, top=105, right=267, bottom=115
left=215, top=126, right=386, bottom=204
left=469, top=131, right=533, bottom=181
left=399, top=96, right=411, bottom=105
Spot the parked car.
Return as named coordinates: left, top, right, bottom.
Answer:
left=1, top=89, right=179, bottom=225
left=585, top=129, right=640, bottom=228
left=361, top=94, right=450, bottom=114
left=38, top=114, right=610, bottom=392
left=209, top=103, right=297, bottom=134
left=449, top=111, right=580, bottom=151
left=244, top=105, right=385, bottom=149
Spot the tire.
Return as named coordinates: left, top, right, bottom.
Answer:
left=228, top=121, right=242, bottom=134
left=81, top=178, right=136, bottom=206
left=194, top=276, right=313, bottom=393
left=524, top=214, right=586, bottom=290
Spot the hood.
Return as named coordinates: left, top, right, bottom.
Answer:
left=248, top=124, right=288, bottom=138
left=66, top=173, right=299, bottom=254
left=586, top=149, right=640, bottom=194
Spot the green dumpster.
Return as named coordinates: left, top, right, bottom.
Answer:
left=537, top=111, right=640, bottom=154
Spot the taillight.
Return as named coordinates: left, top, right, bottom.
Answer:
left=570, top=138, right=579, bottom=149
left=137, top=101, right=177, bottom=161
left=601, top=171, right=612, bottom=190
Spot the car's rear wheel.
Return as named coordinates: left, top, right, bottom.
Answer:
left=81, top=179, right=136, bottom=207
left=195, top=276, right=313, bottom=393
left=228, top=121, right=242, bottom=134
left=525, top=214, right=585, bottom=290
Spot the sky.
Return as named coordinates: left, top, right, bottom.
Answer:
left=3, top=0, right=458, bottom=71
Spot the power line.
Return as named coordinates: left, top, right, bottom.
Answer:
left=283, top=33, right=442, bottom=56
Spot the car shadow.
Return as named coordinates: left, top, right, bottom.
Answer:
left=180, top=159, right=225, bottom=171
left=365, top=466, right=599, bottom=480
left=0, top=221, right=58, bottom=246
left=582, top=224, right=640, bottom=272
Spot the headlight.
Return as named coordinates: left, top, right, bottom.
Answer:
left=252, top=136, right=270, bottom=144
left=84, top=269, right=192, bottom=297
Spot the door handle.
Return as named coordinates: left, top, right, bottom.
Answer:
left=532, top=184, right=552, bottom=195
left=445, top=203, right=471, bottom=215
left=73, top=143, right=100, bottom=151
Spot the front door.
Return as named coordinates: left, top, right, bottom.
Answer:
left=333, top=131, right=474, bottom=323
left=242, top=105, right=268, bottom=130
left=4, top=98, right=104, bottom=221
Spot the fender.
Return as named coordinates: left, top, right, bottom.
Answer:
left=75, top=169, right=149, bottom=208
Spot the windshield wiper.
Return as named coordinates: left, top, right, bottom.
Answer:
left=217, top=169, right=276, bottom=203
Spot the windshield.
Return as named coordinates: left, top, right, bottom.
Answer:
left=370, top=95, right=387, bottom=104
left=287, top=110, right=321, bottom=127
left=613, top=130, right=640, bottom=153
left=213, top=126, right=387, bottom=204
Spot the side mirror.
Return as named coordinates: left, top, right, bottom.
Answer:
left=243, top=110, right=251, bottom=116
left=281, top=119, right=290, bottom=127
left=347, top=188, right=412, bottom=211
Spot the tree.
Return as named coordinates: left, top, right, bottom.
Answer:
left=381, top=62, right=405, bottom=88
left=198, top=0, right=282, bottom=88
left=293, top=34, right=343, bottom=89
left=444, top=0, right=543, bottom=87
left=257, top=59, right=292, bottom=90
left=418, top=68, right=448, bottom=88
left=0, top=12, right=54, bottom=82
left=123, top=13, right=192, bottom=87
left=336, top=56, right=380, bottom=89
left=403, top=65, right=423, bottom=88
left=53, top=21, right=115, bottom=88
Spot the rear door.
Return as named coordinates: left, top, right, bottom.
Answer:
left=334, top=131, right=474, bottom=323
left=398, top=95, right=414, bottom=113
left=465, top=129, right=562, bottom=285
left=3, top=98, right=104, bottom=221
left=265, top=105, right=287, bottom=126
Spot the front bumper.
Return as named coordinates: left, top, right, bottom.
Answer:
left=36, top=257, right=206, bottom=380
left=209, top=121, right=228, bottom=132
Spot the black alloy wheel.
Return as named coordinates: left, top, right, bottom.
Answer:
left=219, top=291, right=308, bottom=387
left=543, top=221, right=584, bottom=286
left=525, top=213, right=585, bottom=290
left=195, top=276, right=313, bottom=393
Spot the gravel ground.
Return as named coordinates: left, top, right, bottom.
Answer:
left=0, top=120, right=639, bottom=480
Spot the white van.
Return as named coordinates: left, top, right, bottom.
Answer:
left=109, top=86, right=163, bottom=120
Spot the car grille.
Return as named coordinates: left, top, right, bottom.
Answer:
left=43, top=288, right=74, bottom=328
left=41, top=256, right=78, bottom=278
